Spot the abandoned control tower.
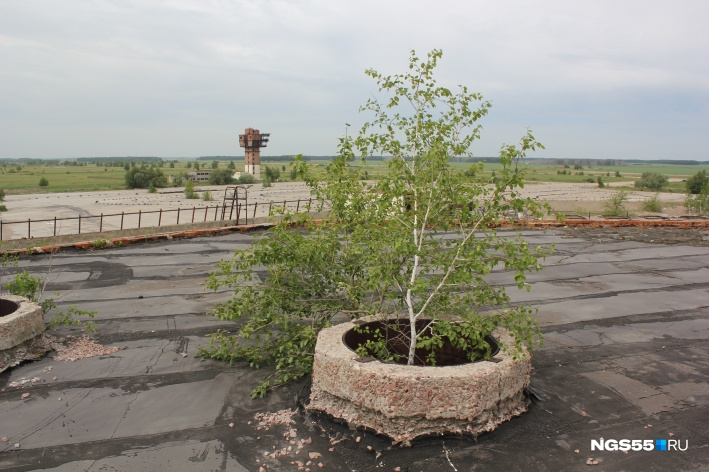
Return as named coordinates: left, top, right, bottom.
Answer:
left=239, top=128, right=269, bottom=180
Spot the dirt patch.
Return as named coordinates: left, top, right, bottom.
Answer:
left=51, top=335, right=119, bottom=361
left=563, top=226, right=709, bottom=246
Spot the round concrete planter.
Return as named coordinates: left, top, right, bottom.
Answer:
left=307, top=320, right=532, bottom=445
left=0, top=295, right=46, bottom=373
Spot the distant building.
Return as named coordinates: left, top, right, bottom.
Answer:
left=187, top=170, right=212, bottom=182
left=239, top=128, right=269, bottom=179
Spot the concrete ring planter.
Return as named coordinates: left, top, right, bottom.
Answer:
left=0, top=295, right=46, bottom=373
left=307, top=319, right=532, bottom=445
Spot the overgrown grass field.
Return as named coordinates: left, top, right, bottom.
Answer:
left=0, top=159, right=706, bottom=195
left=0, top=161, right=245, bottom=194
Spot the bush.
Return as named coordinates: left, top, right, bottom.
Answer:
left=3, top=270, right=55, bottom=314
left=125, top=167, right=167, bottom=189
left=47, top=306, right=97, bottom=332
left=237, top=174, right=255, bottom=184
left=604, top=190, right=630, bottom=216
left=184, top=179, right=199, bottom=199
left=202, top=190, right=213, bottom=201
left=1, top=254, right=96, bottom=333
left=208, top=169, right=235, bottom=185
left=635, top=172, right=668, bottom=190
left=685, top=187, right=709, bottom=215
left=92, top=239, right=108, bottom=249
left=3, top=268, right=39, bottom=299
left=0, top=188, right=5, bottom=201
left=38, top=177, right=49, bottom=187
left=263, top=165, right=280, bottom=182
left=686, top=170, right=708, bottom=195
left=642, top=193, right=663, bottom=212
left=464, top=164, right=480, bottom=177
left=0, top=204, right=6, bottom=212
left=597, top=177, right=605, bottom=188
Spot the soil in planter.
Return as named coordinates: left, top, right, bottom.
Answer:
left=0, top=299, right=19, bottom=317
left=343, top=319, right=499, bottom=366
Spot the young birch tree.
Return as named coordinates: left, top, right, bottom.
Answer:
left=202, top=49, right=551, bottom=396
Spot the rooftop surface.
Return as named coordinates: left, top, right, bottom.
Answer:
left=1, top=226, right=708, bottom=471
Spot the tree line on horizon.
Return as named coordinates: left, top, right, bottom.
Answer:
left=1, top=156, right=708, bottom=166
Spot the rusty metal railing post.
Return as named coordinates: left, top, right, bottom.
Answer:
left=121, top=212, right=124, bottom=230
left=78, top=215, right=81, bottom=235
left=54, top=217, right=57, bottom=236
left=138, top=210, right=142, bottom=229
left=158, top=209, right=162, bottom=227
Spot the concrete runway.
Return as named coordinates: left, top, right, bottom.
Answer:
left=0, top=183, right=317, bottom=240
left=0, top=181, right=689, bottom=240
left=1, top=227, right=708, bottom=471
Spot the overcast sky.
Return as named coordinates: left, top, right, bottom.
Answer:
left=1, top=0, right=707, bottom=160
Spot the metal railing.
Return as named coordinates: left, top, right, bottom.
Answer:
left=0, top=198, right=316, bottom=241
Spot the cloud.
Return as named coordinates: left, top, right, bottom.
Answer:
left=1, top=0, right=707, bottom=159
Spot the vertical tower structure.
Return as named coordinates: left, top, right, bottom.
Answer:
left=239, top=128, right=269, bottom=179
